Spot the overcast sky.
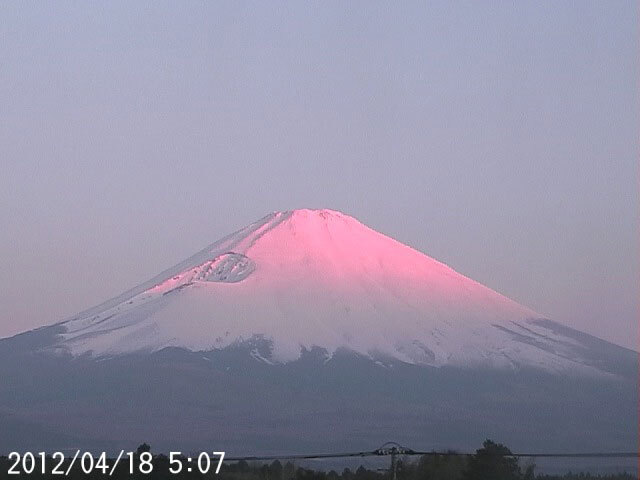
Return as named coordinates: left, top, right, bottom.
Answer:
left=0, top=1, right=637, bottom=349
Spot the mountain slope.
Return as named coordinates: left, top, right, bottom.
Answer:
left=44, top=208, right=632, bottom=377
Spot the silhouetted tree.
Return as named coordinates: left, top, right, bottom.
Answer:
left=413, top=452, right=467, bottom=480
left=463, top=440, right=526, bottom=480
left=270, top=459, right=284, bottom=480
left=136, top=443, right=151, bottom=455
left=284, top=461, right=296, bottom=480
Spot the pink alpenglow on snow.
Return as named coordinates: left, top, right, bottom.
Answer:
left=58, top=209, right=594, bottom=374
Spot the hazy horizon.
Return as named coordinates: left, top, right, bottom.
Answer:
left=0, top=1, right=637, bottom=349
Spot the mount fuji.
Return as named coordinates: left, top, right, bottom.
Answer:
left=0, top=209, right=636, bottom=455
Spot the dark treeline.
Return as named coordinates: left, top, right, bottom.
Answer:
left=0, top=440, right=635, bottom=480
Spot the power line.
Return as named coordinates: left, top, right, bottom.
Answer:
left=224, top=451, right=374, bottom=462
left=223, top=443, right=639, bottom=463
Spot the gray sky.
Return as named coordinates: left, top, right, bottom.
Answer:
left=1, top=1, right=637, bottom=349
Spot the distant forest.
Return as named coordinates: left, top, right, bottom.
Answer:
left=0, top=440, right=635, bottom=480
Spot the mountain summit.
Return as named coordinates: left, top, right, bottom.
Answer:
left=54, top=209, right=625, bottom=376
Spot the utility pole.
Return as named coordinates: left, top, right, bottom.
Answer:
left=374, top=442, right=415, bottom=480
left=390, top=448, right=397, bottom=480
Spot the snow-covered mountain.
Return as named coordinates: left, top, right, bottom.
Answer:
left=54, top=208, right=625, bottom=377
left=0, top=209, right=635, bottom=455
